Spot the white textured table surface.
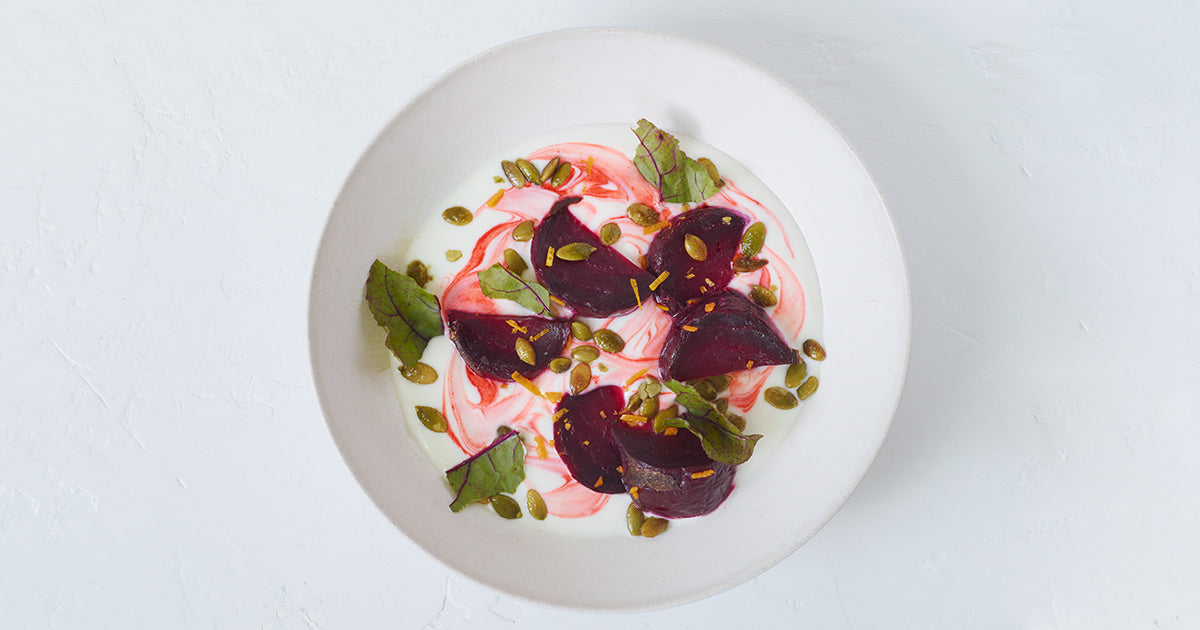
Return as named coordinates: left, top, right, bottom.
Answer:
left=3, top=1, right=1197, bottom=628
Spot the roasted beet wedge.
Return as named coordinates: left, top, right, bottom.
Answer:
left=532, top=196, right=655, bottom=317
left=645, top=205, right=747, bottom=312
left=612, top=418, right=735, bottom=518
left=658, top=290, right=795, bottom=382
left=553, top=386, right=626, bottom=494
left=444, top=310, right=571, bottom=381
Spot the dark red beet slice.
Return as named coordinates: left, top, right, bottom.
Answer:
left=645, top=205, right=747, bottom=312
left=612, top=418, right=735, bottom=518
left=444, top=310, right=571, bottom=382
left=553, top=386, right=626, bottom=494
left=532, top=196, right=655, bottom=317
left=658, top=290, right=795, bottom=382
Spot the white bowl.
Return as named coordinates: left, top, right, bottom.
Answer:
left=309, top=28, right=910, bottom=611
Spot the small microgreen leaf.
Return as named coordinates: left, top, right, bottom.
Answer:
left=478, top=263, right=554, bottom=316
left=364, top=259, right=444, bottom=368
left=665, top=380, right=762, bottom=465
left=445, top=432, right=526, bottom=512
left=633, top=119, right=721, bottom=204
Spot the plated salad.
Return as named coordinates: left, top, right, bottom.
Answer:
left=365, top=120, right=824, bottom=537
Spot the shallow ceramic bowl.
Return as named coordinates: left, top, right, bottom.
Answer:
left=309, top=28, right=910, bottom=611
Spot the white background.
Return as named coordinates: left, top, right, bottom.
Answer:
left=3, top=1, right=1197, bottom=628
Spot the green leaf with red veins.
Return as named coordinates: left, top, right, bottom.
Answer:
left=477, top=263, right=554, bottom=316
left=633, top=119, right=721, bottom=204
left=364, top=259, right=444, bottom=368
left=665, top=380, right=762, bottom=466
left=445, top=432, right=527, bottom=512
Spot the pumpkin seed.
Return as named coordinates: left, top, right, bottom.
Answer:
left=653, top=405, right=679, bottom=433
left=599, top=222, right=621, bottom=245
left=400, top=362, right=437, bottom=384
left=548, top=357, right=572, bottom=373
left=405, top=260, right=431, bottom=287
left=750, top=285, right=778, bottom=307
left=638, top=380, right=662, bottom=399
left=503, top=248, right=527, bottom=275
left=733, top=257, right=769, bottom=273
left=785, top=360, right=808, bottom=388
left=490, top=494, right=522, bottom=519
left=684, top=234, right=707, bottom=261
left=570, top=345, right=600, bottom=363
left=445, top=249, right=462, bottom=262
left=638, top=396, right=659, bottom=418
left=697, top=157, right=724, bottom=188
left=515, top=337, right=536, bottom=366
left=707, top=374, right=731, bottom=393
left=727, top=413, right=747, bottom=431
left=569, top=362, right=591, bottom=394
left=803, top=339, right=826, bottom=361
left=516, top=158, right=541, bottom=185
left=593, top=329, right=625, bottom=353
left=526, top=489, right=548, bottom=521
left=714, top=398, right=729, bottom=414
left=540, top=156, right=560, bottom=182
left=414, top=405, right=447, bottom=432
left=627, top=503, right=645, bottom=536
left=550, top=161, right=571, bottom=187
left=623, top=392, right=643, bottom=414
left=570, top=321, right=593, bottom=341
left=764, top=386, right=798, bottom=409
left=501, top=160, right=527, bottom=187
left=797, top=376, right=819, bottom=400
left=741, top=222, right=766, bottom=258
left=689, top=379, right=717, bottom=401
left=556, top=242, right=596, bottom=261
left=640, top=517, right=669, bottom=538
left=442, top=206, right=473, bottom=226
left=512, top=219, right=534, bottom=242
left=626, top=203, right=659, bottom=227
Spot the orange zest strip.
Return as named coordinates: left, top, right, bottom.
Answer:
left=599, top=410, right=607, bottom=418
left=617, top=466, right=624, bottom=473
left=745, top=360, right=754, bottom=369
left=564, top=422, right=572, bottom=430
left=511, top=371, right=544, bottom=398
left=629, top=486, right=640, bottom=500
left=663, top=427, right=678, bottom=436
left=593, top=476, right=604, bottom=488
left=530, top=329, right=548, bottom=342
left=648, top=271, right=670, bottom=291
left=655, top=303, right=670, bottom=312
left=545, top=391, right=563, bottom=404
left=550, top=295, right=565, bottom=306
left=619, top=414, right=648, bottom=426
left=586, top=156, right=594, bottom=176
left=705, top=277, right=715, bottom=287
left=551, top=409, right=568, bottom=421
left=583, top=440, right=590, bottom=446
left=624, top=367, right=650, bottom=387
left=535, top=436, right=548, bottom=459
left=690, top=469, right=715, bottom=479
left=545, top=246, right=555, bottom=267
left=506, top=319, right=528, bottom=334
left=699, top=286, right=708, bottom=293
left=486, top=189, right=505, bottom=207
left=681, top=325, right=698, bottom=332
left=643, top=220, right=670, bottom=235
left=631, top=278, right=641, bottom=308
left=704, top=302, right=715, bottom=312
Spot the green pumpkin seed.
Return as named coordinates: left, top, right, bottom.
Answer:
left=707, top=374, right=731, bottom=393
left=750, top=285, right=778, bottom=307
left=653, top=405, right=679, bottom=433
left=640, top=517, right=669, bottom=538
left=638, top=380, right=662, bottom=399
left=570, top=345, right=600, bottom=363
left=516, top=158, right=542, bottom=185
left=689, top=379, right=717, bottom=401
left=764, top=386, right=798, bottom=409
left=593, top=329, right=625, bottom=353
left=684, top=234, right=707, bottom=261
left=785, top=360, right=808, bottom=388
left=405, top=260, right=431, bottom=287
left=626, top=203, right=660, bottom=227
left=548, top=357, right=572, bottom=373
left=733, top=257, right=769, bottom=273
left=414, top=405, right=447, bottom=432
left=515, top=337, right=536, bottom=366
left=623, top=392, right=643, bottom=414
left=714, top=398, right=729, bottom=414
left=501, top=160, right=527, bottom=187
left=803, top=339, right=826, bottom=361
left=442, top=206, right=473, bottom=226
left=445, top=249, right=463, bottom=262
left=400, top=362, right=437, bottom=384
left=512, top=219, right=535, bottom=242
left=540, top=156, right=560, bottom=182
left=797, top=376, right=819, bottom=400
left=627, top=503, right=645, bottom=536
left=569, top=362, right=591, bottom=395
left=490, top=494, right=522, bottom=519
left=741, top=222, right=766, bottom=258
left=599, top=222, right=621, bottom=245
left=556, top=242, right=596, bottom=261
left=727, top=413, right=747, bottom=431
left=697, top=157, right=724, bottom=188
left=526, top=489, right=548, bottom=521
left=638, top=396, right=659, bottom=418
left=550, top=161, right=571, bottom=187
left=503, top=248, right=528, bottom=275
left=570, top=321, right=593, bottom=341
